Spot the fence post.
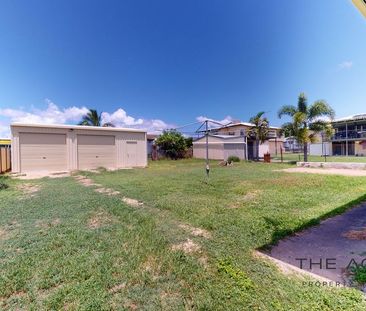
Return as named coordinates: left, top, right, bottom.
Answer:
left=0, top=147, right=2, bottom=173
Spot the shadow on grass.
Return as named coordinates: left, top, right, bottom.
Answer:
left=259, top=193, right=366, bottom=251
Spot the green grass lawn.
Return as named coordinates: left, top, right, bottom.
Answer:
left=1, top=160, right=366, bottom=310
left=273, top=153, right=366, bottom=163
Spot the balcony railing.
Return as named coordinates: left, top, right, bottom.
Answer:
left=332, top=130, right=366, bottom=141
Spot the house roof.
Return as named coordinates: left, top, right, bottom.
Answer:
left=0, top=138, right=11, bottom=145
left=333, top=113, right=366, bottom=123
left=10, top=123, right=146, bottom=133
left=147, top=134, right=158, bottom=140
left=193, top=134, right=245, bottom=142
left=214, top=122, right=280, bottom=130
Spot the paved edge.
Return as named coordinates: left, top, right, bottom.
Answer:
left=254, top=251, right=344, bottom=287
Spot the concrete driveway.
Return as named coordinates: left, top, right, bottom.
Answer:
left=269, top=203, right=366, bottom=286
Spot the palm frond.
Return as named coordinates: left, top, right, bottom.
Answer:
left=308, top=100, right=335, bottom=121
left=278, top=105, right=297, bottom=118
left=297, top=93, right=308, bottom=114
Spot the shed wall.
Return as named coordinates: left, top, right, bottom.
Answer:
left=11, top=125, right=147, bottom=173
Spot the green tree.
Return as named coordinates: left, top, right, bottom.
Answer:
left=249, top=112, right=269, bottom=161
left=278, top=93, right=334, bottom=162
left=79, top=109, right=114, bottom=127
left=155, top=130, right=188, bottom=159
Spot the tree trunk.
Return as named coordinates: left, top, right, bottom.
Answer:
left=303, top=142, right=308, bottom=162
left=256, top=139, right=260, bottom=161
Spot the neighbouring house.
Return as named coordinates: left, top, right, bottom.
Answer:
left=0, top=138, right=11, bottom=173
left=287, top=113, right=366, bottom=157
left=147, top=134, right=158, bottom=158
left=193, top=121, right=284, bottom=161
left=0, top=138, right=11, bottom=147
left=331, top=114, right=366, bottom=156
left=193, top=135, right=247, bottom=160
left=283, top=137, right=302, bottom=153
left=11, top=123, right=147, bottom=173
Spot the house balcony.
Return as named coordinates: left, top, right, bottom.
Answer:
left=332, top=130, right=366, bottom=141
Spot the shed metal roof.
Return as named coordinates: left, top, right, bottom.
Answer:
left=10, top=123, right=146, bottom=133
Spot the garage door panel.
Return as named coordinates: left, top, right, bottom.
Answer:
left=77, top=135, right=116, bottom=170
left=20, top=133, right=66, bottom=144
left=78, top=135, right=115, bottom=145
left=20, top=133, right=67, bottom=172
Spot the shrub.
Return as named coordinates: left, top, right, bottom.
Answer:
left=0, top=181, right=9, bottom=190
left=353, top=266, right=366, bottom=285
left=227, top=155, right=240, bottom=163
left=155, top=130, right=189, bottom=160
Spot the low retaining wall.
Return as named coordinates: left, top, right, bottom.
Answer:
left=297, top=162, right=366, bottom=170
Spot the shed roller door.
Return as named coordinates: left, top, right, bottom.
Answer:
left=77, top=135, right=116, bottom=170
left=20, top=133, right=67, bottom=172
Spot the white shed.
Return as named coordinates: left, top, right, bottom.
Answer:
left=11, top=123, right=147, bottom=173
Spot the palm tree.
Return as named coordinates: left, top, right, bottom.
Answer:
left=78, top=109, right=114, bottom=127
left=249, top=111, right=269, bottom=161
left=278, top=93, right=334, bottom=162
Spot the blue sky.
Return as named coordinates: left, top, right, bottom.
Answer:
left=1, top=0, right=366, bottom=136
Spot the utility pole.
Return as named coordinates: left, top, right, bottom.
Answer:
left=205, top=120, right=210, bottom=178
left=243, top=128, right=247, bottom=161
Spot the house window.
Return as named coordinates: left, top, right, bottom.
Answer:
left=228, top=132, right=235, bottom=136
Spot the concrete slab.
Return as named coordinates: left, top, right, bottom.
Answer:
left=268, top=203, right=366, bottom=285
left=280, top=167, right=366, bottom=176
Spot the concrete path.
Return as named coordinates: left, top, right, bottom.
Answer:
left=280, top=167, right=366, bottom=177
left=269, top=203, right=366, bottom=285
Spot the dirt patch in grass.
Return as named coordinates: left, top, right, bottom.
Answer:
left=122, top=197, right=143, bottom=207
left=35, top=218, right=61, bottom=229
left=160, top=290, right=181, bottom=308
left=17, top=183, right=40, bottom=197
left=109, top=282, right=126, bottom=294
left=88, top=211, right=114, bottom=229
left=95, top=188, right=120, bottom=196
left=178, top=223, right=211, bottom=239
left=0, top=227, right=8, bottom=240
left=0, top=221, right=20, bottom=241
left=343, top=228, right=366, bottom=240
left=75, top=175, right=144, bottom=209
left=172, top=238, right=201, bottom=254
left=124, top=301, right=138, bottom=310
left=74, top=175, right=101, bottom=187
left=141, top=255, right=162, bottom=280
left=0, top=290, right=29, bottom=309
left=229, top=190, right=262, bottom=209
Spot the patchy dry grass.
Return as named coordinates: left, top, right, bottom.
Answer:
left=171, top=238, right=201, bottom=254
left=1, top=160, right=366, bottom=310
left=87, top=211, right=114, bottom=229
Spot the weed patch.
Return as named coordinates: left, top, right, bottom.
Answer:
left=217, top=258, right=254, bottom=291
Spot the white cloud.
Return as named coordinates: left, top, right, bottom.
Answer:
left=0, top=99, right=172, bottom=136
left=338, top=61, right=353, bottom=70
left=101, top=108, right=173, bottom=133
left=0, top=99, right=89, bottom=125
left=101, top=108, right=144, bottom=127
left=196, top=115, right=233, bottom=125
